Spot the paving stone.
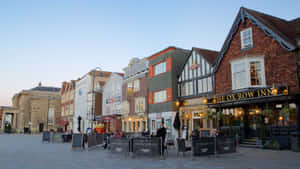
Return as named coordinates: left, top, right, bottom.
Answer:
left=0, top=134, right=300, bottom=169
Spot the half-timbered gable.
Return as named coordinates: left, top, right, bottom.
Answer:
left=178, top=48, right=219, bottom=98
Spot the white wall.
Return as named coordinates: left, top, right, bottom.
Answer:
left=102, top=73, right=123, bottom=116
left=74, top=75, right=91, bottom=133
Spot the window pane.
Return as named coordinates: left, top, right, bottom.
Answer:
left=207, top=76, right=212, bottom=92
left=241, top=28, right=253, bottom=49
left=198, top=79, right=203, bottom=94
left=189, top=81, right=193, bottom=95
left=250, top=61, right=262, bottom=86
left=154, top=62, right=166, bottom=75
left=203, top=78, right=207, bottom=92
left=233, top=62, right=247, bottom=89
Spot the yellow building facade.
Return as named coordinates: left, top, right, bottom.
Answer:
left=12, top=82, right=61, bottom=133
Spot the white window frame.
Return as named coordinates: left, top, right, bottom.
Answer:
left=240, top=27, right=253, bottom=49
left=133, top=79, right=140, bottom=92
left=154, top=62, right=166, bottom=75
left=154, top=90, right=167, bottom=103
left=231, top=56, right=266, bottom=90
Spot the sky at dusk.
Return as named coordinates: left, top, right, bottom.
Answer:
left=1, top=0, right=299, bottom=106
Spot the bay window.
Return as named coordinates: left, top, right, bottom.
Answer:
left=231, top=57, right=265, bottom=90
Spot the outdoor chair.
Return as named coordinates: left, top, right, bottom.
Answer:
left=176, top=138, right=191, bottom=157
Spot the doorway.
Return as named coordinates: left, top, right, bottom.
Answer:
left=39, top=123, right=44, bottom=132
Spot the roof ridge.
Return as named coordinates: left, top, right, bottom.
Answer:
left=242, top=7, right=288, bottom=23
left=193, top=47, right=219, bottom=53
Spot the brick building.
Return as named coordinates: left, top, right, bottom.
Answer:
left=121, top=58, right=148, bottom=133
left=208, top=7, right=300, bottom=148
left=60, top=80, right=76, bottom=131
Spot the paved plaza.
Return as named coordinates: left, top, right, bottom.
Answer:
left=0, top=134, right=300, bottom=169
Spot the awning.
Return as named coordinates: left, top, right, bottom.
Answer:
left=60, top=121, right=69, bottom=126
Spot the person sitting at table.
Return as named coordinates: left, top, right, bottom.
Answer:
left=190, top=129, right=200, bottom=141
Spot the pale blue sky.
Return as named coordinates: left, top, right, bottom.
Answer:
left=1, top=0, right=299, bottom=106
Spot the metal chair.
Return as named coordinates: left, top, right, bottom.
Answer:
left=177, top=138, right=191, bottom=157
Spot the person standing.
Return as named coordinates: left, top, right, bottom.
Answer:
left=156, top=122, right=167, bottom=155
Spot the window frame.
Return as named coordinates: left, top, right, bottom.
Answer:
left=154, top=61, right=167, bottom=76
left=231, top=57, right=266, bottom=90
left=153, top=90, right=167, bottom=103
left=240, top=27, right=253, bottom=50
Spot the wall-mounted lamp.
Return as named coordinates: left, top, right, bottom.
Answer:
left=283, top=88, right=289, bottom=95
left=176, top=101, right=180, bottom=107
left=271, top=84, right=278, bottom=95
left=202, top=98, right=208, bottom=104
left=212, top=98, right=217, bottom=104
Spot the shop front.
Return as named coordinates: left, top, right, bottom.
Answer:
left=178, top=97, right=217, bottom=140
left=207, top=87, right=298, bottom=143
left=100, top=115, right=121, bottom=133
left=121, top=113, right=147, bottom=133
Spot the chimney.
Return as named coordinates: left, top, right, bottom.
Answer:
left=38, top=82, right=42, bottom=87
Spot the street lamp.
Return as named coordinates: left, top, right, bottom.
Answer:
left=91, top=67, right=102, bottom=129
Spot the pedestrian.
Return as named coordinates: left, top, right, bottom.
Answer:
left=190, top=129, right=200, bottom=141
left=156, top=122, right=167, bottom=155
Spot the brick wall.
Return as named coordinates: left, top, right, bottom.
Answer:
left=122, top=76, right=148, bottom=114
left=215, top=19, right=299, bottom=95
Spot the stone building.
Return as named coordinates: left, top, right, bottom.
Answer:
left=0, top=106, right=17, bottom=133
left=12, top=82, right=61, bottom=133
left=121, top=57, right=148, bottom=133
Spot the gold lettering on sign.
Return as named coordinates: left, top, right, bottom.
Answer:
left=247, top=91, right=254, bottom=98
left=267, top=88, right=273, bottom=96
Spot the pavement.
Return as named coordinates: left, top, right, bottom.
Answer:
left=0, top=134, right=300, bottom=169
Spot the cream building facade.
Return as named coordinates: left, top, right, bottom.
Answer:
left=12, top=82, right=61, bottom=133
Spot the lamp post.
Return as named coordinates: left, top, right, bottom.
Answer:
left=91, top=67, right=101, bottom=130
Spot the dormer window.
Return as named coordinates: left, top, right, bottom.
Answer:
left=240, top=28, right=253, bottom=50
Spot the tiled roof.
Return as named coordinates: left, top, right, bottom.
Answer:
left=30, top=86, right=60, bottom=92
left=193, top=48, right=219, bottom=65
left=243, top=7, right=300, bottom=47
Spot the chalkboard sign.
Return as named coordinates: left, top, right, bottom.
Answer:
left=87, top=134, right=97, bottom=148
left=42, top=131, right=50, bottom=142
left=72, top=134, right=84, bottom=150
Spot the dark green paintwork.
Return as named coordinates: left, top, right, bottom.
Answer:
left=148, top=48, right=190, bottom=113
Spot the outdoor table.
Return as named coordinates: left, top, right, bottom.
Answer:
left=62, top=133, right=72, bottom=142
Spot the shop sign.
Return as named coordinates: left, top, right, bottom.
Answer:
left=211, top=88, right=286, bottom=104
left=190, top=63, right=199, bottom=70
left=106, top=96, right=121, bottom=104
